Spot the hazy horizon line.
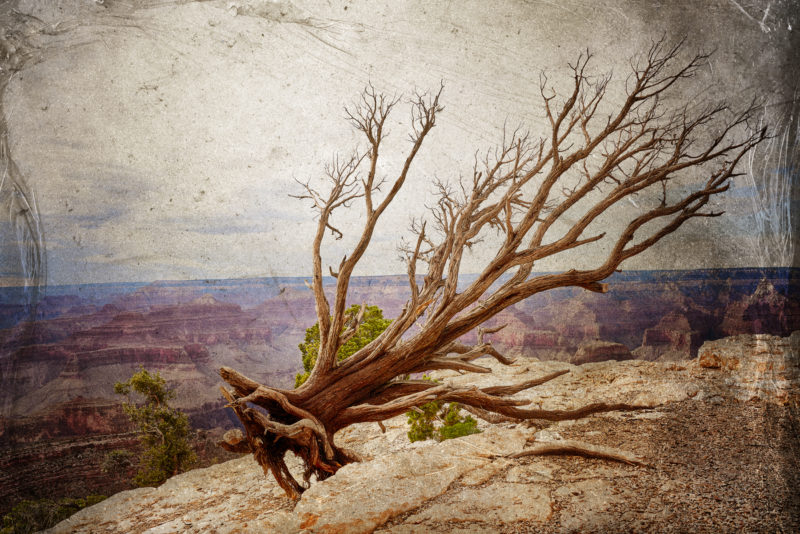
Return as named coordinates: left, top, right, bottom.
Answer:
left=1, top=266, right=796, bottom=290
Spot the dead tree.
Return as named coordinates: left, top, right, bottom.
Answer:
left=219, top=39, right=766, bottom=499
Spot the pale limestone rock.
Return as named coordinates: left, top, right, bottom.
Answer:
left=46, top=334, right=799, bottom=533
left=256, top=510, right=302, bottom=532
left=335, top=413, right=432, bottom=460
left=558, top=465, right=640, bottom=482
left=534, top=428, right=564, bottom=442
left=293, top=427, right=527, bottom=533
left=461, top=458, right=514, bottom=486
left=45, top=456, right=298, bottom=534
left=403, top=482, right=553, bottom=525
left=294, top=450, right=478, bottom=533
left=504, top=461, right=556, bottom=483
left=693, top=332, right=799, bottom=404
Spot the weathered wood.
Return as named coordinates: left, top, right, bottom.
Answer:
left=476, top=402, right=655, bottom=422
left=480, top=370, right=570, bottom=396
left=511, top=439, right=649, bottom=467
left=461, top=405, right=520, bottom=424
left=221, top=39, right=766, bottom=499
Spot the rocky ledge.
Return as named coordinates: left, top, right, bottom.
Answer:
left=47, top=333, right=799, bottom=533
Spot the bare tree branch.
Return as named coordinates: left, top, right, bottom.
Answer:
left=221, top=39, right=767, bottom=499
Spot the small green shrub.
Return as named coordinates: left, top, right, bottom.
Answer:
left=406, top=399, right=440, bottom=442
left=295, top=304, right=391, bottom=387
left=114, top=367, right=196, bottom=486
left=406, top=396, right=481, bottom=443
left=1, top=495, right=106, bottom=534
left=292, top=306, right=478, bottom=443
left=437, top=403, right=482, bottom=440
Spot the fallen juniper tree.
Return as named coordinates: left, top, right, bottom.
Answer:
left=218, top=38, right=766, bottom=499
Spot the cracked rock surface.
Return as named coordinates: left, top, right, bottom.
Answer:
left=47, top=333, right=799, bottom=533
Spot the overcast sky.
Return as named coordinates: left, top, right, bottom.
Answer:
left=1, top=0, right=797, bottom=286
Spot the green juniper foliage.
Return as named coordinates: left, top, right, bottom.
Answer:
left=293, top=305, right=479, bottom=443
left=407, top=401, right=481, bottom=442
left=406, top=376, right=481, bottom=443
left=295, top=304, right=391, bottom=387
left=114, top=367, right=196, bottom=486
left=1, top=495, right=106, bottom=534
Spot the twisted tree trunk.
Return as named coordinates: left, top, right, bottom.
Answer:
left=219, top=39, right=766, bottom=499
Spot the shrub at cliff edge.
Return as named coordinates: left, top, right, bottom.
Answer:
left=114, top=368, right=196, bottom=486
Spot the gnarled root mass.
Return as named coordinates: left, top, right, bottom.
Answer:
left=218, top=378, right=357, bottom=500
left=219, top=365, right=651, bottom=499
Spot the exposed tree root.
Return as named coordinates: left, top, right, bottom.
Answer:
left=220, top=364, right=655, bottom=499
left=218, top=385, right=351, bottom=499
left=461, top=405, right=521, bottom=424
left=510, top=439, right=649, bottom=467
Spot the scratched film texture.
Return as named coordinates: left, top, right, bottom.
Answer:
left=0, top=0, right=798, bottom=528
left=0, top=0, right=797, bottom=296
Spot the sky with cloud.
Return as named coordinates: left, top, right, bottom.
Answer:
left=1, top=0, right=796, bottom=286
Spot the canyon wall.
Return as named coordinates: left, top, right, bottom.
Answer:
left=0, top=269, right=797, bottom=512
